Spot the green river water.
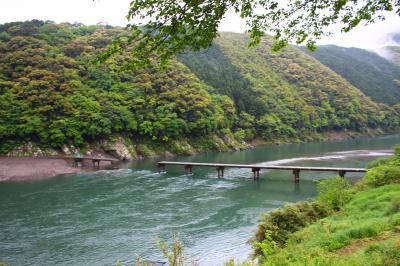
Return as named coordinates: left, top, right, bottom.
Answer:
left=1, top=134, right=400, bottom=265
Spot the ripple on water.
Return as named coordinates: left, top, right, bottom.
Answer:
left=2, top=135, right=399, bottom=266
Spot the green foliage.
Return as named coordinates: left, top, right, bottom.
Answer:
left=253, top=201, right=330, bottom=255
left=179, top=33, right=400, bottom=142
left=395, top=145, right=400, bottom=156
left=156, top=235, right=184, bottom=266
left=254, top=184, right=400, bottom=265
left=364, top=152, right=400, bottom=187
left=386, top=195, right=400, bottom=215
left=259, top=237, right=400, bottom=266
left=317, top=176, right=353, bottom=211
left=253, top=153, right=400, bottom=265
left=254, top=231, right=278, bottom=262
left=364, top=165, right=400, bottom=187
left=301, top=45, right=400, bottom=105
left=0, top=21, right=399, bottom=154
left=366, top=156, right=396, bottom=168
left=0, top=21, right=237, bottom=153
left=103, top=0, right=400, bottom=67
left=136, top=144, right=156, bottom=158
left=224, top=258, right=257, bottom=266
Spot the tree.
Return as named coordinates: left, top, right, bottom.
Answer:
left=103, top=0, right=400, bottom=67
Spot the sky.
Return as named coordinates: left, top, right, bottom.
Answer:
left=1, top=0, right=400, bottom=51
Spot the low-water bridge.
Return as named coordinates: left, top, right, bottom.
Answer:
left=63, top=156, right=119, bottom=168
left=157, top=161, right=367, bottom=182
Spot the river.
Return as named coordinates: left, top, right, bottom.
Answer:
left=1, top=134, right=399, bottom=265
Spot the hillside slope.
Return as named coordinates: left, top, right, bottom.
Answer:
left=180, top=33, right=400, bottom=139
left=299, top=45, right=400, bottom=105
left=0, top=21, right=238, bottom=155
left=0, top=21, right=399, bottom=156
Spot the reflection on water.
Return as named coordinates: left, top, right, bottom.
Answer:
left=0, top=134, right=399, bottom=266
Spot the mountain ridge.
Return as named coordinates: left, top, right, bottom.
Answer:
left=299, top=44, right=400, bottom=105
left=0, top=21, right=399, bottom=157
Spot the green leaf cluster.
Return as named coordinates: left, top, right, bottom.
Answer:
left=107, top=0, right=400, bottom=66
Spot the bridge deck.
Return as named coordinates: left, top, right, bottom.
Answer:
left=63, top=156, right=119, bottom=168
left=157, top=161, right=366, bottom=172
left=157, top=161, right=366, bottom=181
left=63, top=156, right=119, bottom=162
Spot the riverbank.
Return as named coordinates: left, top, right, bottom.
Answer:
left=0, top=157, right=81, bottom=182
left=245, top=147, right=400, bottom=266
left=0, top=130, right=396, bottom=182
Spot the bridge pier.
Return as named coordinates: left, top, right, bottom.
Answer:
left=252, top=167, right=260, bottom=181
left=293, top=169, right=300, bottom=183
left=92, top=159, right=100, bottom=168
left=158, top=163, right=166, bottom=173
left=73, top=158, right=84, bottom=167
left=156, top=161, right=366, bottom=181
left=185, top=165, right=193, bottom=176
left=216, top=166, right=225, bottom=178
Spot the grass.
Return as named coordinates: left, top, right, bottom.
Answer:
left=257, top=184, right=400, bottom=266
left=250, top=146, right=400, bottom=266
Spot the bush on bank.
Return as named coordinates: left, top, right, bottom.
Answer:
left=251, top=145, right=400, bottom=265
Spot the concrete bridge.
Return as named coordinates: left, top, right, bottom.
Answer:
left=157, top=161, right=367, bottom=182
left=63, top=156, right=119, bottom=168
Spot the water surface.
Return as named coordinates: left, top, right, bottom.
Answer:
left=1, top=134, right=399, bottom=265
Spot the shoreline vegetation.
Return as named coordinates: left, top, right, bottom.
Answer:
left=1, top=21, right=400, bottom=162
left=0, top=129, right=393, bottom=182
left=232, top=146, right=400, bottom=266
left=142, top=146, right=400, bottom=266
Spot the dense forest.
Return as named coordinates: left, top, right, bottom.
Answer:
left=299, top=45, right=400, bottom=105
left=0, top=21, right=399, bottom=156
left=180, top=33, right=400, bottom=140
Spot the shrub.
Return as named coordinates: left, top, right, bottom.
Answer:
left=367, top=156, right=396, bottom=169
left=346, top=224, right=379, bottom=239
left=233, top=128, right=246, bottom=142
left=387, top=196, right=400, bottom=215
left=137, top=143, right=156, bottom=157
left=364, top=165, right=400, bottom=187
left=394, top=145, right=400, bottom=157
left=364, top=239, right=400, bottom=265
left=254, top=230, right=278, bottom=263
left=317, top=176, right=353, bottom=211
left=224, top=259, right=257, bottom=266
left=253, top=201, right=329, bottom=256
left=156, top=236, right=184, bottom=266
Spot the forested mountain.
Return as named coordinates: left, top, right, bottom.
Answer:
left=0, top=21, right=399, bottom=156
left=180, top=33, right=400, bottom=139
left=299, top=45, right=400, bottom=105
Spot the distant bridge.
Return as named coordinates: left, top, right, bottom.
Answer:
left=62, top=156, right=119, bottom=168
left=157, top=161, right=367, bottom=182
